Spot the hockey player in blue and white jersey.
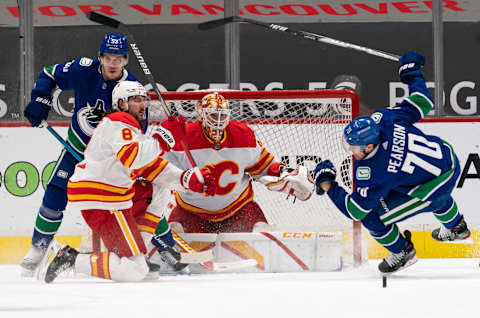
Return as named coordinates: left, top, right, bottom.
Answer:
left=20, top=33, right=138, bottom=276
left=314, top=50, right=471, bottom=273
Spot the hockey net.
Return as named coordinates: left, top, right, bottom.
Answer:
left=147, top=89, right=364, bottom=265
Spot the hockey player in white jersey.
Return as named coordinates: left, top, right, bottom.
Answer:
left=42, top=81, right=216, bottom=283
left=162, top=92, right=315, bottom=233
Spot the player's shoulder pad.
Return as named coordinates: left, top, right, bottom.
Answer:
left=172, top=121, right=199, bottom=151
left=105, top=112, right=142, bottom=131
left=63, top=57, right=99, bottom=74
left=371, top=109, right=393, bottom=126
left=226, top=121, right=257, bottom=147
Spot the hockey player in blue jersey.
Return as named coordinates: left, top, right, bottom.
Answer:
left=314, top=50, right=471, bottom=273
left=20, top=33, right=138, bottom=276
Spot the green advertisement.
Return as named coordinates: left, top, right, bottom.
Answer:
left=2, top=161, right=56, bottom=197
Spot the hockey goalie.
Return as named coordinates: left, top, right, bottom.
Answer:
left=161, top=92, right=315, bottom=234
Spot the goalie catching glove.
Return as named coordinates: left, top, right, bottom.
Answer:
left=148, top=116, right=186, bottom=152
left=258, top=164, right=314, bottom=201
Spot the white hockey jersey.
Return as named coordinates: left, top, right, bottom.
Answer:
left=67, top=112, right=182, bottom=211
left=163, top=121, right=279, bottom=221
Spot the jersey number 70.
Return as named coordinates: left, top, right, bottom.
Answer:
left=401, top=133, right=442, bottom=176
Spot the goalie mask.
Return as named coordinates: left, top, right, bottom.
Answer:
left=112, top=81, right=147, bottom=112
left=197, top=92, right=231, bottom=142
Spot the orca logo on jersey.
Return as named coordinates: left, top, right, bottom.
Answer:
left=371, top=112, right=383, bottom=124
left=356, top=167, right=371, bottom=180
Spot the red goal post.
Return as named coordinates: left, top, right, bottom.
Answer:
left=148, top=89, right=363, bottom=265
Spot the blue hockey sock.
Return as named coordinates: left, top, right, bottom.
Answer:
left=432, top=197, right=461, bottom=229
left=370, top=224, right=407, bottom=254
left=32, top=205, right=63, bottom=249
left=151, top=217, right=174, bottom=251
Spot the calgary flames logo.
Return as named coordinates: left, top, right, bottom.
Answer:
left=204, top=161, right=239, bottom=196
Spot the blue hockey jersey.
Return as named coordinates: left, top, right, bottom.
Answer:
left=32, top=57, right=137, bottom=155
left=327, top=76, right=458, bottom=221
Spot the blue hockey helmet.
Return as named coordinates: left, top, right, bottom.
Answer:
left=99, top=33, right=129, bottom=57
left=344, top=116, right=380, bottom=147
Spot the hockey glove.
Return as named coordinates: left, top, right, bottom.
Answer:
left=314, top=160, right=337, bottom=195
left=180, top=167, right=217, bottom=196
left=266, top=162, right=287, bottom=177
left=398, top=50, right=425, bottom=84
left=150, top=116, right=186, bottom=152
left=24, top=94, right=52, bottom=127
left=258, top=165, right=315, bottom=201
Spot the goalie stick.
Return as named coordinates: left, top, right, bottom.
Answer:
left=86, top=11, right=204, bottom=184
left=198, top=16, right=400, bottom=62
left=172, top=231, right=258, bottom=271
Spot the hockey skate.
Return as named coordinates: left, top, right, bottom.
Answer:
left=44, top=245, right=79, bottom=283
left=432, top=216, right=473, bottom=244
left=378, top=230, right=418, bottom=274
left=20, top=246, right=48, bottom=277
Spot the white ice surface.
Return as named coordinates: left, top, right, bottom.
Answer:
left=1, top=258, right=480, bottom=318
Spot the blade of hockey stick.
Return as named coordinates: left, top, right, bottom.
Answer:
left=172, top=231, right=258, bottom=271
left=197, top=16, right=241, bottom=30
left=199, top=15, right=400, bottom=62
left=164, top=245, right=214, bottom=264
left=86, top=11, right=120, bottom=28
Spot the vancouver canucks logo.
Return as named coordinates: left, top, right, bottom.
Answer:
left=356, top=167, right=371, bottom=180
left=77, top=100, right=106, bottom=136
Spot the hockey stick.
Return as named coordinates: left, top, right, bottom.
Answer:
left=198, top=16, right=400, bottom=62
left=41, top=121, right=82, bottom=161
left=86, top=11, right=204, bottom=183
left=172, top=231, right=258, bottom=271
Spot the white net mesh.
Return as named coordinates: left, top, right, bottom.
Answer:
left=148, top=90, right=359, bottom=234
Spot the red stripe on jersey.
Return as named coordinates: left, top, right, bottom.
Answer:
left=175, top=184, right=254, bottom=221
left=245, top=149, right=275, bottom=176
left=117, top=142, right=139, bottom=168
left=136, top=212, right=160, bottom=234
left=67, top=181, right=135, bottom=203
left=106, top=112, right=142, bottom=131
left=135, top=157, right=168, bottom=182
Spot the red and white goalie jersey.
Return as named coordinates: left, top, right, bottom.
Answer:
left=163, top=120, right=280, bottom=221
left=67, top=112, right=182, bottom=211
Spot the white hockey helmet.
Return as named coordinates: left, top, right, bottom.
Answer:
left=112, top=81, right=147, bottom=111
left=197, top=92, right=231, bottom=142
